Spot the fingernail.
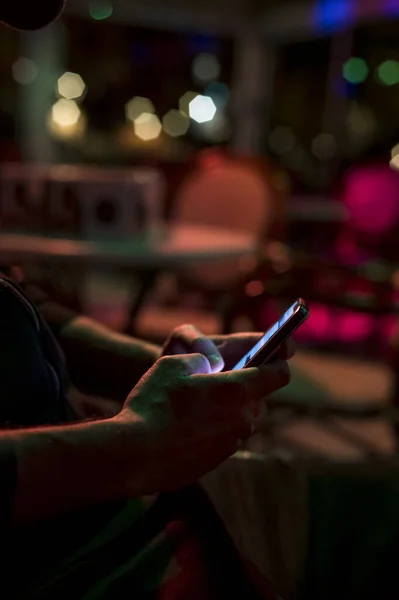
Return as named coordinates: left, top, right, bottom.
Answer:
left=209, top=353, right=223, bottom=368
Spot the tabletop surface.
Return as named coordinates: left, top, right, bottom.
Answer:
left=0, top=224, right=257, bottom=268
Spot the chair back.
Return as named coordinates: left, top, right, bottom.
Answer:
left=172, top=155, right=274, bottom=289
left=337, top=164, right=399, bottom=263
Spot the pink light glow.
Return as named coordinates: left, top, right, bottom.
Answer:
left=337, top=312, right=373, bottom=341
left=295, top=304, right=331, bottom=340
left=343, top=165, right=399, bottom=234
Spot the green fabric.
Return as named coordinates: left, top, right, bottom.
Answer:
left=81, top=531, right=176, bottom=600
left=29, top=498, right=165, bottom=599
left=298, top=462, right=399, bottom=600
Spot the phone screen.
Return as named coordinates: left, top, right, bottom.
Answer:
left=232, top=302, right=298, bottom=371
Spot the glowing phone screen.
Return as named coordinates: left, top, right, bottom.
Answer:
left=232, top=302, right=297, bottom=370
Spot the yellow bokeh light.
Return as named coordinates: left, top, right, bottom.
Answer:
left=189, top=95, right=217, bottom=123
left=162, top=110, right=189, bottom=137
left=125, top=97, right=155, bottom=122
left=57, top=71, right=86, bottom=101
left=134, top=113, right=162, bottom=141
left=47, top=108, right=86, bottom=141
left=179, top=91, right=199, bottom=116
left=51, top=98, right=81, bottom=127
left=390, top=144, right=399, bottom=172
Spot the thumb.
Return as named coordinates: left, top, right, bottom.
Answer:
left=163, top=324, right=224, bottom=373
left=156, top=352, right=213, bottom=376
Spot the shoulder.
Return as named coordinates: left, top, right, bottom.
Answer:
left=0, top=275, right=39, bottom=333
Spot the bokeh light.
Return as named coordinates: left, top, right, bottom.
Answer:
left=162, top=110, right=190, bottom=137
left=204, top=82, right=230, bottom=107
left=343, top=57, right=369, bottom=84
left=282, top=147, right=309, bottom=172
left=12, top=58, right=38, bottom=85
left=311, top=133, right=337, bottom=160
left=268, top=126, right=295, bottom=154
left=47, top=113, right=86, bottom=141
left=346, top=102, right=376, bottom=154
left=48, top=100, right=85, bottom=140
left=125, top=97, right=155, bottom=122
left=193, top=111, right=231, bottom=142
left=391, top=143, right=399, bottom=171
left=134, top=113, right=162, bottom=141
left=314, top=0, right=354, bottom=32
left=343, top=165, right=399, bottom=234
left=189, top=95, right=217, bottom=123
left=192, top=53, right=221, bottom=83
left=57, top=72, right=86, bottom=101
left=51, top=99, right=81, bottom=127
left=89, top=0, right=113, bottom=20
left=179, top=91, right=199, bottom=116
left=377, top=60, right=399, bottom=86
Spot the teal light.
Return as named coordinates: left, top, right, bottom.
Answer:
left=89, top=0, right=113, bottom=20
left=343, top=57, right=369, bottom=84
left=377, top=60, right=399, bottom=86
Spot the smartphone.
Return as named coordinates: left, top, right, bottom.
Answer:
left=232, top=299, right=309, bottom=370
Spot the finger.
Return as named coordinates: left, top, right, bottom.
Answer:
left=192, top=360, right=291, bottom=408
left=212, top=333, right=263, bottom=369
left=165, top=324, right=224, bottom=372
left=155, top=352, right=212, bottom=377
left=274, top=338, right=296, bottom=361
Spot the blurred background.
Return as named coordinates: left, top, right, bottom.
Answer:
left=5, top=1, right=399, bottom=594
left=2, top=0, right=399, bottom=434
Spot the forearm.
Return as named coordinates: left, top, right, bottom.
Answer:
left=1, top=417, right=142, bottom=523
left=59, top=316, right=160, bottom=401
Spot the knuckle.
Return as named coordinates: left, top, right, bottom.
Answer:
left=156, top=355, right=183, bottom=371
left=173, top=323, right=196, bottom=339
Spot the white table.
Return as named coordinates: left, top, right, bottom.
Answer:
left=0, top=224, right=258, bottom=333
left=0, top=224, right=257, bottom=268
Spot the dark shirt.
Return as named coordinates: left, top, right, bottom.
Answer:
left=0, top=272, right=126, bottom=597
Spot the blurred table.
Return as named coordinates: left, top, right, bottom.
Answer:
left=204, top=453, right=399, bottom=600
left=0, top=225, right=257, bottom=267
left=0, top=225, right=258, bottom=333
left=203, top=351, right=398, bottom=599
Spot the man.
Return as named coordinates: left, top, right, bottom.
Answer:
left=0, top=2, right=292, bottom=598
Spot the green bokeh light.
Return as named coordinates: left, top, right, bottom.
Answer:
left=377, top=60, right=399, bottom=86
left=89, top=0, right=113, bottom=20
left=343, top=57, right=369, bottom=84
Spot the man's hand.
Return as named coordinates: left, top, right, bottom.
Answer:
left=5, top=333, right=290, bottom=523
left=116, top=352, right=290, bottom=495
left=162, top=324, right=295, bottom=372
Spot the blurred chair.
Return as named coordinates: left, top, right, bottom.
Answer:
left=134, top=152, right=285, bottom=342
left=0, top=163, right=165, bottom=318
left=235, top=249, right=397, bottom=357
left=336, top=164, right=399, bottom=265
left=46, top=165, right=164, bottom=239
left=44, top=164, right=164, bottom=318
left=0, top=162, right=48, bottom=232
